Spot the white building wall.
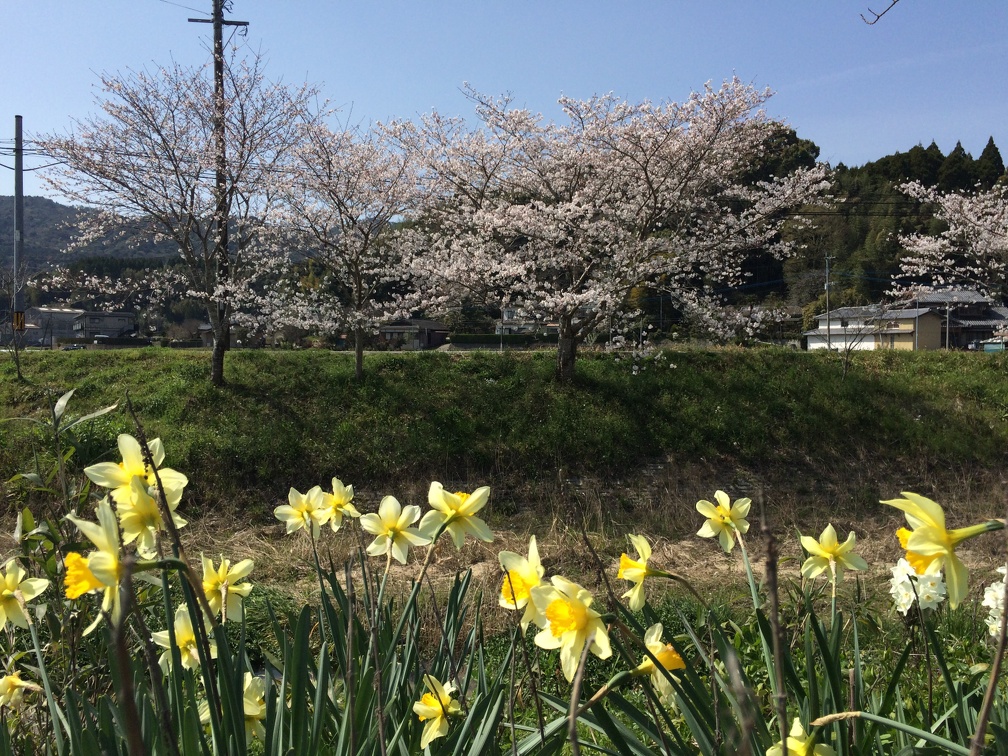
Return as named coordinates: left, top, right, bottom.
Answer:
left=806, top=330, right=878, bottom=351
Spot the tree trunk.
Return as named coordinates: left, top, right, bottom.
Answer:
left=9, top=327, right=24, bottom=382
left=210, top=311, right=229, bottom=387
left=210, top=330, right=227, bottom=387
left=556, top=318, right=577, bottom=383
left=354, top=326, right=364, bottom=381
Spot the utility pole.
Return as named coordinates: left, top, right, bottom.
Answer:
left=914, top=291, right=919, bottom=351
left=825, top=253, right=833, bottom=350
left=189, top=2, right=247, bottom=371
left=12, top=116, right=25, bottom=334
left=945, top=300, right=952, bottom=350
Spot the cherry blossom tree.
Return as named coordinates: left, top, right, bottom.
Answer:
left=392, top=79, right=829, bottom=381
left=37, top=50, right=319, bottom=385
left=895, top=182, right=1008, bottom=301
left=270, top=123, right=420, bottom=379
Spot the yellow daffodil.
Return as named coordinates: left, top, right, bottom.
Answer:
left=201, top=555, right=254, bottom=623
left=799, top=524, right=868, bottom=581
left=618, top=534, right=662, bottom=611
left=696, top=490, right=751, bottom=553
left=84, top=434, right=188, bottom=507
left=274, top=486, right=330, bottom=539
left=531, top=576, right=612, bottom=682
left=0, top=671, right=38, bottom=709
left=117, top=477, right=188, bottom=559
left=0, top=559, right=49, bottom=631
left=420, top=482, right=493, bottom=549
left=767, top=718, right=835, bottom=756
left=242, top=673, right=267, bottom=744
left=635, top=623, right=685, bottom=704
left=498, top=535, right=545, bottom=631
left=360, top=496, right=430, bottom=564
left=895, top=528, right=940, bottom=575
left=66, top=499, right=123, bottom=633
left=412, top=674, right=461, bottom=749
left=318, top=478, right=360, bottom=532
left=151, top=605, right=216, bottom=671
left=199, top=673, right=267, bottom=743
left=883, top=492, right=1004, bottom=609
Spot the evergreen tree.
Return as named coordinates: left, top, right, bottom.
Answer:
left=975, top=136, right=1005, bottom=189
left=907, top=142, right=945, bottom=186
left=937, top=141, right=976, bottom=192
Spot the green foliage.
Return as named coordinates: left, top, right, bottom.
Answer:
left=784, top=136, right=1008, bottom=310
left=4, top=348, right=1008, bottom=521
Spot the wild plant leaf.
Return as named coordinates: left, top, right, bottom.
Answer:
left=582, top=702, right=660, bottom=756
left=804, top=596, right=843, bottom=708
left=9, top=472, right=44, bottom=488
left=61, top=401, right=119, bottom=433
left=923, top=620, right=973, bottom=739
left=52, top=389, right=74, bottom=423
left=829, top=711, right=971, bottom=755
left=756, top=607, right=806, bottom=700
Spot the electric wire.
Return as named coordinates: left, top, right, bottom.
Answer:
left=156, top=0, right=206, bottom=14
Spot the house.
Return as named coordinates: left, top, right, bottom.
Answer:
left=496, top=308, right=560, bottom=336
left=497, top=307, right=537, bottom=336
left=25, top=306, right=85, bottom=348
left=805, top=289, right=1008, bottom=351
left=378, top=319, right=449, bottom=350
left=804, top=306, right=943, bottom=351
left=72, top=311, right=137, bottom=340
left=911, top=290, right=1008, bottom=348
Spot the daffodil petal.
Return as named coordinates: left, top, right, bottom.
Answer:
left=945, top=554, right=968, bottom=610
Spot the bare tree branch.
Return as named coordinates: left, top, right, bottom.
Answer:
left=861, top=0, right=901, bottom=25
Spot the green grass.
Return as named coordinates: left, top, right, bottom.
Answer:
left=3, top=346, right=1008, bottom=521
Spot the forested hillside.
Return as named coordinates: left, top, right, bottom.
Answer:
left=785, top=137, right=1006, bottom=325
left=0, top=195, right=174, bottom=273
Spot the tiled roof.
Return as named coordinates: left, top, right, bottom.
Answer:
left=818, top=306, right=934, bottom=320
left=913, top=289, right=990, bottom=305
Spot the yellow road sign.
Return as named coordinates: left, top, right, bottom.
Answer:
left=13, top=312, right=25, bottom=332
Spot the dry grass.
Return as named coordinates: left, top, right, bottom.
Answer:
left=174, top=465, right=1008, bottom=641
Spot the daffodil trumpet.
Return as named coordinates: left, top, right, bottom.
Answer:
left=412, top=674, right=462, bottom=749
left=0, top=559, right=49, bottom=632
left=632, top=622, right=686, bottom=705
left=531, top=576, right=612, bottom=682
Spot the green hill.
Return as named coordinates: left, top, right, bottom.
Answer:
left=0, top=195, right=175, bottom=273
left=3, top=348, right=1007, bottom=530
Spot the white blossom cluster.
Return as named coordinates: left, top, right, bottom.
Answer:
left=982, top=566, right=1008, bottom=638
left=894, top=182, right=1008, bottom=299
left=33, top=263, right=187, bottom=315
left=889, top=559, right=947, bottom=615
left=258, top=121, right=423, bottom=350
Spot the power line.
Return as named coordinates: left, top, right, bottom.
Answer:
left=156, top=0, right=206, bottom=14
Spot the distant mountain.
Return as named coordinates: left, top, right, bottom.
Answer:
left=0, top=196, right=175, bottom=273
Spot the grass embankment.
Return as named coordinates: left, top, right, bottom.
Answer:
left=3, top=346, right=1008, bottom=530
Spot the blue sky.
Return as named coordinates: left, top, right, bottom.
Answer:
left=2, top=1, right=1006, bottom=197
